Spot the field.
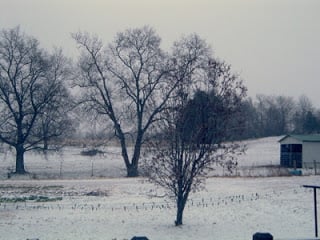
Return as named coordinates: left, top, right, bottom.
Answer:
left=0, top=136, right=319, bottom=240
left=0, top=136, right=286, bottom=179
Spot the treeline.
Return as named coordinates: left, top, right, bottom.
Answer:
left=240, top=94, right=320, bottom=139
left=174, top=91, right=320, bottom=142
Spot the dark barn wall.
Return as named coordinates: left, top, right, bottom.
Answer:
left=280, top=144, right=302, bottom=168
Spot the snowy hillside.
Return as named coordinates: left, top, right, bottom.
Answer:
left=238, top=136, right=281, bottom=167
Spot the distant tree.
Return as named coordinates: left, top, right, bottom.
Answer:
left=303, top=111, right=319, bottom=134
left=72, top=26, right=179, bottom=177
left=254, top=95, right=294, bottom=137
left=179, top=89, right=246, bottom=142
left=293, top=95, right=315, bottom=134
left=143, top=34, right=247, bottom=226
left=178, top=90, right=214, bottom=144
left=36, top=48, right=75, bottom=150
left=276, top=95, right=295, bottom=133
left=0, top=27, right=72, bottom=173
left=239, top=98, right=260, bottom=139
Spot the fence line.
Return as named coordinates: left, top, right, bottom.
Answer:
left=303, top=161, right=320, bottom=175
left=3, top=162, right=320, bottom=180
left=2, top=147, right=320, bottom=179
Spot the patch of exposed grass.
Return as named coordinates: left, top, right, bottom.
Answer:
left=0, top=185, right=36, bottom=190
left=0, top=195, right=63, bottom=203
left=0, top=185, right=63, bottom=190
left=40, top=185, right=64, bottom=190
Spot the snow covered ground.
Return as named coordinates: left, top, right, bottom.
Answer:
left=0, top=176, right=319, bottom=240
left=0, top=136, right=319, bottom=240
left=0, top=136, right=283, bottom=179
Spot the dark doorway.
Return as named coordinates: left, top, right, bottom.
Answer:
left=280, top=144, right=302, bottom=168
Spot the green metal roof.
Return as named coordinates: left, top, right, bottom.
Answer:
left=279, top=134, right=320, bottom=142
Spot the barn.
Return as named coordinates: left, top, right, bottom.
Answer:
left=279, top=134, right=320, bottom=168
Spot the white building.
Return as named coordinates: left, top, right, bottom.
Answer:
left=279, top=134, right=320, bottom=168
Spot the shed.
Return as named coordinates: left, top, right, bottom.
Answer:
left=279, top=134, right=320, bottom=168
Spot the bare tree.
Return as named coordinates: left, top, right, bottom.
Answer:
left=143, top=34, right=247, bottom=226
left=72, top=26, right=179, bottom=177
left=37, top=49, right=75, bottom=150
left=254, top=95, right=295, bottom=136
left=293, top=95, right=315, bottom=134
left=0, top=27, right=72, bottom=174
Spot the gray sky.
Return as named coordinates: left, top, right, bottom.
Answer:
left=1, top=0, right=320, bottom=105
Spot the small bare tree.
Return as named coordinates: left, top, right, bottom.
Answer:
left=143, top=34, right=247, bottom=226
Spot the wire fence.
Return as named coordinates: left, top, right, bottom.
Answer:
left=303, top=161, right=320, bottom=175
left=1, top=147, right=320, bottom=179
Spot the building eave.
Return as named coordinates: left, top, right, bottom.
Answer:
left=279, top=134, right=320, bottom=143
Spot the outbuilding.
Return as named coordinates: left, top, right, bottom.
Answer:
left=279, top=134, right=320, bottom=168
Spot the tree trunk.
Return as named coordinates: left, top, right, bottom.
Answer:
left=115, top=123, right=135, bottom=177
left=115, top=119, right=144, bottom=177
left=175, top=194, right=186, bottom=226
left=127, top=133, right=143, bottom=177
left=127, top=164, right=139, bottom=177
left=15, top=144, right=26, bottom=174
left=43, top=137, right=48, bottom=151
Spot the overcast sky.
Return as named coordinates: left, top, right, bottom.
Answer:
left=1, top=0, right=320, bottom=106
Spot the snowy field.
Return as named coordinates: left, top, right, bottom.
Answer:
left=0, top=136, right=283, bottom=179
left=0, top=136, right=320, bottom=240
left=1, top=176, right=319, bottom=240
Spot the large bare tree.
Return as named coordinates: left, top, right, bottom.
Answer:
left=143, top=34, right=247, bottom=226
left=0, top=27, right=72, bottom=174
left=72, top=26, right=180, bottom=177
